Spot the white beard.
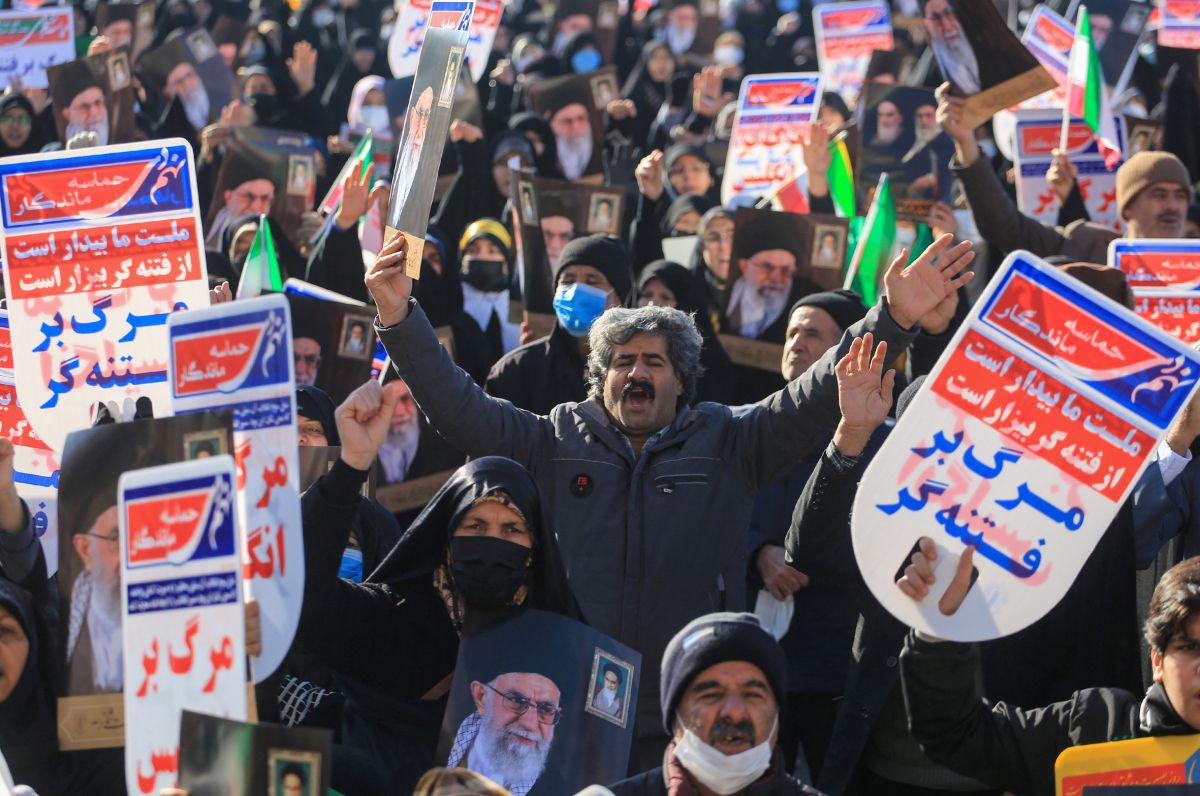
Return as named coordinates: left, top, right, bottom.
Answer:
left=181, top=88, right=211, bottom=131
left=66, top=114, right=109, bottom=146
left=557, top=134, right=593, bottom=180
left=727, top=277, right=789, bottom=338
left=932, top=32, right=981, bottom=95
left=469, top=710, right=552, bottom=789
left=873, top=123, right=902, bottom=146
left=666, top=24, right=696, bottom=55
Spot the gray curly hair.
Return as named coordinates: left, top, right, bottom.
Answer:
left=586, top=306, right=705, bottom=408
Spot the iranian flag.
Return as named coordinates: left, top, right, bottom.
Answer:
left=1064, top=5, right=1121, bottom=169
left=235, top=215, right=283, bottom=299
left=843, top=173, right=895, bottom=306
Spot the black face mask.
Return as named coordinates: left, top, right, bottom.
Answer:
left=461, top=258, right=509, bottom=293
left=247, top=92, right=279, bottom=121
left=449, top=535, right=530, bottom=609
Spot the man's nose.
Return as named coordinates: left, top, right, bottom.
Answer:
left=517, top=705, right=541, bottom=732
left=716, top=695, right=752, bottom=725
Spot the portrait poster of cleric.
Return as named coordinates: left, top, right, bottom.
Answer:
left=1065, top=0, right=1151, bottom=91
left=205, top=127, right=317, bottom=250
left=385, top=25, right=469, bottom=279
left=438, top=609, right=640, bottom=795
left=46, top=48, right=136, bottom=148
left=921, top=0, right=1055, bottom=128
left=54, top=411, right=234, bottom=750
left=94, top=1, right=156, bottom=62
left=139, top=29, right=234, bottom=134
left=527, top=68, right=614, bottom=183
left=285, top=292, right=376, bottom=404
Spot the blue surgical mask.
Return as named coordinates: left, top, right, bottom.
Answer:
left=339, top=547, right=363, bottom=582
left=571, top=48, right=602, bottom=73
left=777, top=0, right=799, bottom=12
left=553, top=282, right=610, bottom=337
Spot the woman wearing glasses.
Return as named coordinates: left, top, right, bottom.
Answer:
left=296, top=380, right=581, bottom=793
left=0, top=93, right=49, bottom=158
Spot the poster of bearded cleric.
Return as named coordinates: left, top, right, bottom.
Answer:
left=920, top=0, right=1055, bottom=129
left=285, top=293, right=377, bottom=403
left=527, top=68, right=615, bottom=183
left=55, top=411, right=234, bottom=750
left=46, top=48, right=136, bottom=147
left=438, top=610, right=640, bottom=795
left=139, top=29, right=234, bottom=134
left=856, top=83, right=954, bottom=218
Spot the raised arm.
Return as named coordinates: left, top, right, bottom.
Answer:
left=365, top=233, right=555, bottom=466
left=0, top=440, right=37, bottom=585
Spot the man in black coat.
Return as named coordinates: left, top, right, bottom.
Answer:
left=609, top=613, right=825, bottom=796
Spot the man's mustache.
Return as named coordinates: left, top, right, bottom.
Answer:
left=708, top=718, right=756, bottom=747
left=623, top=379, right=656, bottom=400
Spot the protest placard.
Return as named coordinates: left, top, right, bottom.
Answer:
left=721, top=73, right=822, bottom=207
left=1131, top=291, right=1200, bottom=344
left=95, top=1, right=155, bottom=61
left=0, top=7, right=72, bottom=90
left=0, top=310, right=58, bottom=576
left=166, top=295, right=302, bottom=684
left=1160, top=0, right=1200, bottom=48
left=386, top=18, right=470, bottom=280
left=1055, top=735, right=1200, bottom=794
left=285, top=293, right=376, bottom=404
left=527, top=68, right=616, bottom=184
left=1018, top=5, right=1074, bottom=109
left=55, top=412, right=235, bottom=750
left=139, top=29, right=234, bottom=132
left=178, top=710, right=333, bottom=795
left=1111, top=239, right=1200, bottom=290
left=0, top=139, right=210, bottom=453
left=1065, top=0, right=1152, bottom=93
left=47, top=48, right=136, bottom=146
left=437, top=609, right=641, bottom=794
left=120, top=456, right=247, bottom=796
left=852, top=251, right=1200, bottom=642
left=857, top=82, right=954, bottom=218
left=388, top=0, right=498, bottom=82
left=813, top=1, right=893, bottom=107
left=1012, top=110, right=1127, bottom=232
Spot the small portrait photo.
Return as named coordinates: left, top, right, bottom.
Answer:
left=518, top=182, right=538, bottom=223
left=585, top=649, right=634, bottom=727
left=1120, top=4, right=1148, bottom=33
left=267, top=748, right=320, bottom=796
left=810, top=225, right=846, bottom=269
left=184, top=429, right=228, bottom=460
left=338, top=315, right=374, bottom=360
left=439, top=47, right=464, bottom=109
left=1127, top=121, right=1157, bottom=156
left=590, top=75, right=617, bottom=108
left=107, top=52, right=131, bottom=91
left=587, top=193, right=620, bottom=234
left=701, top=0, right=719, bottom=16
left=186, top=29, right=218, bottom=62
left=137, top=3, right=155, bottom=26
left=597, top=2, right=619, bottom=28
left=287, top=155, right=314, bottom=197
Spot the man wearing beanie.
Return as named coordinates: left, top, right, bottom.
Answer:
left=368, top=230, right=972, bottom=771
left=938, top=84, right=1193, bottom=264
left=609, top=613, right=824, bottom=795
left=485, top=234, right=632, bottom=414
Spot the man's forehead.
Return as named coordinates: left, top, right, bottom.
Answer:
left=496, top=671, right=561, bottom=700
left=788, top=304, right=838, bottom=334
left=553, top=103, right=589, bottom=121
left=234, top=178, right=274, bottom=194
left=688, top=660, right=770, bottom=690
left=611, top=332, right=669, bottom=356
left=748, top=248, right=796, bottom=265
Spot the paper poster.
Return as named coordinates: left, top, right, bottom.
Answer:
left=285, top=293, right=375, bottom=404
left=1111, top=240, right=1200, bottom=290
left=386, top=22, right=470, bottom=279
left=46, top=48, right=137, bottom=146
left=56, top=412, right=235, bottom=751
left=120, top=456, right=247, bottom=796
left=95, top=1, right=155, bottom=62
left=139, top=28, right=234, bottom=130
left=1065, top=0, right=1152, bottom=94
left=178, top=710, right=332, bottom=795
left=166, top=295, right=302, bottom=684
left=388, top=0, right=497, bottom=82
left=0, top=139, right=209, bottom=452
left=0, top=7, right=72, bottom=89
left=852, top=250, right=1200, bottom=641
left=813, top=1, right=893, bottom=106
left=437, top=610, right=641, bottom=794
left=1160, top=0, right=1200, bottom=48
left=526, top=68, right=614, bottom=183
left=1018, top=5, right=1074, bottom=109
left=0, top=311, right=58, bottom=577
left=721, top=73, right=823, bottom=207
left=1013, top=110, right=1127, bottom=233
left=1055, top=735, right=1200, bottom=795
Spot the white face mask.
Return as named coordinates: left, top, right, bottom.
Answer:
left=714, top=45, right=743, bottom=66
left=359, top=105, right=389, bottom=132
left=673, top=713, right=777, bottom=795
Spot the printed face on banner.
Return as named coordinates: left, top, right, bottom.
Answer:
left=120, top=457, right=247, bottom=796
left=0, top=140, right=209, bottom=453
left=857, top=83, right=954, bottom=217
left=852, top=252, right=1200, bottom=641
left=167, top=295, right=302, bottom=685
left=721, top=73, right=823, bottom=207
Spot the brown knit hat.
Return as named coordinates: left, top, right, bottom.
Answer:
left=1116, top=151, right=1193, bottom=219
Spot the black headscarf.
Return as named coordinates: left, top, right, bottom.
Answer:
left=367, top=457, right=582, bottom=622
left=218, top=213, right=305, bottom=287
left=296, top=385, right=341, bottom=445
left=0, top=94, right=48, bottom=157
left=509, top=111, right=563, bottom=179
left=0, top=577, right=58, bottom=796
left=661, top=193, right=718, bottom=238
left=410, top=226, right=463, bottom=327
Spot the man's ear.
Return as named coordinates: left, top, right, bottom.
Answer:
left=73, top=533, right=92, bottom=568
left=737, top=258, right=749, bottom=275
left=470, top=680, right=488, bottom=712
left=1152, top=645, right=1166, bottom=683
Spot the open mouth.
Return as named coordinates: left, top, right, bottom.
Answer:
left=710, top=724, right=754, bottom=752
left=623, top=380, right=655, bottom=411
